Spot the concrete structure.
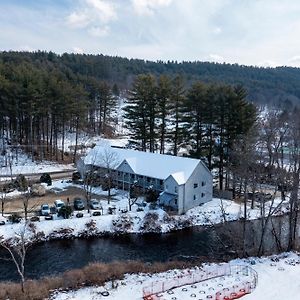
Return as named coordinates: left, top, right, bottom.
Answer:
left=77, top=145, right=213, bottom=214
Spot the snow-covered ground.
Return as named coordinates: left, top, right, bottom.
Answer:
left=50, top=252, right=300, bottom=300
left=0, top=151, right=74, bottom=178
left=0, top=178, right=290, bottom=243
left=0, top=135, right=126, bottom=179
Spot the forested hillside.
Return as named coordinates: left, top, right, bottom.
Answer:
left=1, top=51, right=300, bottom=105
left=0, top=50, right=293, bottom=175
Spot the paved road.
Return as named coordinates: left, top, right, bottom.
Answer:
left=0, top=169, right=75, bottom=185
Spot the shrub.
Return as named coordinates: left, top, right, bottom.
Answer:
left=57, top=206, right=72, bottom=219
left=112, top=215, right=133, bottom=232
left=145, top=188, right=159, bottom=203
left=0, top=260, right=201, bottom=300
left=14, top=174, right=28, bottom=191
left=72, top=171, right=81, bottom=183
left=49, top=228, right=74, bottom=239
left=40, top=173, right=52, bottom=186
left=140, top=212, right=161, bottom=232
left=8, top=213, right=21, bottom=223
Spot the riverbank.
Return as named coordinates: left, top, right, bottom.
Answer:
left=48, top=252, right=300, bottom=300
left=0, top=179, right=290, bottom=245
left=50, top=252, right=300, bottom=300
left=1, top=251, right=298, bottom=300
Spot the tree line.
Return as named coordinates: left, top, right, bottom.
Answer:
left=2, top=51, right=300, bottom=105
left=124, top=74, right=257, bottom=190
left=0, top=57, right=117, bottom=163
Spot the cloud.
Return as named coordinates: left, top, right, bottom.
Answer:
left=72, top=47, right=84, bottom=54
left=67, top=12, right=90, bottom=29
left=66, top=0, right=116, bottom=37
left=212, top=27, right=222, bottom=35
left=4, top=0, right=300, bottom=66
left=288, top=56, right=300, bottom=63
left=257, top=60, right=278, bottom=68
left=131, top=0, right=173, bottom=16
left=85, top=0, right=117, bottom=23
left=18, top=45, right=35, bottom=52
left=208, top=54, right=224, bottom=63
left=88, top=25, right=109, bottom=37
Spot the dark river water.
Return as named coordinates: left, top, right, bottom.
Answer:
left=0, top=216, right=296, bottom=282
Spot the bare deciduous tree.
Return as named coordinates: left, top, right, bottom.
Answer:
left=97, top=147, right=120, bottom=204
left=0, top=222, right=36, bottom=293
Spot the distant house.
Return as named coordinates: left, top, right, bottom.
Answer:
left=77, top=145, right=213, bottom=214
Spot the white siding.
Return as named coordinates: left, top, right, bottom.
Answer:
left=179, top=162, right=213, bottom=214
left=164, top=176, right=179, bottom=195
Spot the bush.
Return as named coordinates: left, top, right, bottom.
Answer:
left=145, top=188, right=159, bottom=203
left=14, top=174, right=28, bottom=191
left=8, top=213, right=21, bottom=223
left=40, top=173, right=52, bottom=186
left=72, top=171, right=81, bottom=183
left=57, top=206, right=73, bottom=219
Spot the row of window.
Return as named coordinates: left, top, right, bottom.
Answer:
left=193, top=193, right=205, bottom=200
left=117, top=172, right=164, bottom=185
left=194, top=182, right=206, bottom=188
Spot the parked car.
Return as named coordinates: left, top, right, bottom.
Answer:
left=92, top=211, right=101, bottom=216
left=90, top=199, right=101, bottom=210
left=40, top=204, right=50, bottom=216
left=54, top=199, right=65, bottom=212
left=73, top=198, right=85, bottom=210
left=76, top=212, right=84, bottom=218
left=30, top=216, right=40, bottom=222
left=0, top=220, right=5, bottom=226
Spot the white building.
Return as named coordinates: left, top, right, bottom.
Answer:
left=77, top=145, right=213, bottom=214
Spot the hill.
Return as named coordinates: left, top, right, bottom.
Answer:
left=1, top=51, right=300, bottom=105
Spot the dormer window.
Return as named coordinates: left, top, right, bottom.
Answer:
left=194, top=183, right=198, bottom=188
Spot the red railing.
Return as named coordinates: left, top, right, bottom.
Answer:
left=143, top=264, right=257, bottom=300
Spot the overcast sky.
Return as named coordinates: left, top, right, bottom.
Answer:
left=1, top=0, right=300, bottom=67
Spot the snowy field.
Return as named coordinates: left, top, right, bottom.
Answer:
left=0, top=135, right=127, bottom=179
left=50, top=252, right=300, bottom=300
left=0, top=152, right=74, bottom=178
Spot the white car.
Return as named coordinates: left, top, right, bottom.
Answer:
left=90, top=199, right=101, bottom=210
left=54, top=199, right=65, bottom=212
left=41, top=204, right=50, bottom=216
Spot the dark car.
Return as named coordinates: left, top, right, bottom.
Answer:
left=73, top=198, right=85, bottom=210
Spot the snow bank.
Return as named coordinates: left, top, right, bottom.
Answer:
left=50, top=252, right=300, bottom=300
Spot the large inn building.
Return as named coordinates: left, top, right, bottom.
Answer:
left=77, top=145, right=213, bottom=214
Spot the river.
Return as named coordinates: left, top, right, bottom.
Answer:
left=0, top=215, right=296, bottom=282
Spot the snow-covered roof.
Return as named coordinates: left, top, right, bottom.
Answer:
left=84, top=145, right=207, bottom=184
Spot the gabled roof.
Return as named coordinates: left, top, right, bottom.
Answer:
left=84, top=145, right=208, bottom=184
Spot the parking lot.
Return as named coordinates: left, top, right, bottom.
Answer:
left=4, top=185, right=111, bottom=217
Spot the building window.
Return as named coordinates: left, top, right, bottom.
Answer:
left=193, top=195, right=197, bottom=200
left=160, top=179, right=163, bottom=185
left=174, top=198, right=178, bottom=205
left=202, top=181, right=206, bottom=186
left=166, top=184, right=168, bottom=190
left=175, top=186, right=178, bottom=193
left=147, top=177, right=150, bottom=182
left=131, top=174, right=134, bottom=179
left=194, top=183, right=198, bottom=188
left=201, top=193, right=205, bottom=198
